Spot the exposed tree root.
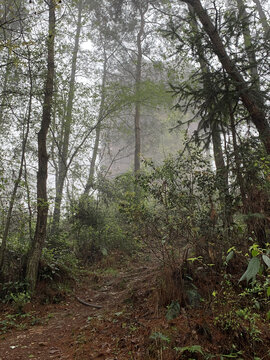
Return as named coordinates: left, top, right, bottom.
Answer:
left=75, top=296, right=102, bottom=309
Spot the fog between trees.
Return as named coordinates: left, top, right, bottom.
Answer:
left=0, top=0, right=269, bottom=294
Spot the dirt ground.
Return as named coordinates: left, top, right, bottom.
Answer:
left=0, top=258, right=270, bottom=360
left=0, top=263, right=160, bottom=360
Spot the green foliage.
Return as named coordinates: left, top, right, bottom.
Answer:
left=174, top=344, right=203, bottom=355
left=226, top=249, right=235, bottom=263
left=239, top=257, right=261, bottom=284
left=1, top=281, right=29, bottom=304
left=214, top=310, right=241, bottom=332
left=214, top=307, right=262, bottom=342
left=0, top=280, right=30, bottom=314
left=40, top=248, right=78, bottom=281
left=219, top=350, right=243, bottom=359
left=238, top=244, right=270, bottom=295
left=68, top=178, right=140, bottom=263
left=166, top=300, right=180, bottom=320
left=119, top=144, right=218, bottom=262
left=150, top=331, right=171, bottom=343
left=110, top=79, right=172, bottom=110
left=262, top=254, right=270, bottom=268
left=9, top=291, right=31, bottom=313
left=0, top=312, right=40, bottom=334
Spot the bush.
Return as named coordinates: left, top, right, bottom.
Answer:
left=119, top=146, right=218, bottom=264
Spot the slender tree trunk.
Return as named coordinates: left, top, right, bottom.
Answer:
left=236, top=0, right=259, bottom=87
left=26, top=0, right=55, bottom=291
left=182, top=0, right=270, bottom=155
left=84, top=54, right=108, bottom=196
left=24, top=155, right=33, bottom=243
left=134, top=6, right=146, bottom=174
left=0, top=52, right=10, bottom=127
left=230, top=111, right=247, bottom=207
left=212, top=123, right=232, bottom=227
left=51, top=0, right=83, bottom=233
left=252, top=0, right=270, bottom=39
left=0, top=49, right=33, bottom=271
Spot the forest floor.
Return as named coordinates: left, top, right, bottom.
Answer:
left=0, top=252, right=270, bottom=360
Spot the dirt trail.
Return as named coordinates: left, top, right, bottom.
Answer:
left=0, top=265, right=157, bottom=360
left=2, top=261, right=270, bottom=360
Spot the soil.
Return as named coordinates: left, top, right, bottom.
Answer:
left=0, top=256, right=269, bottom=360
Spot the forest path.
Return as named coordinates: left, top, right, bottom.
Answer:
left=0, top=259, right=159, bottom=360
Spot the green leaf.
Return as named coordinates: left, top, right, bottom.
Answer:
left=101, top=248, right=108, bottom=256
left=239, top=257, right=260, bottom=283
left=174, top=345, right=203, bottom=354
left=227, top=246, right=236, bottom=253
left=226, top=251, right=234, bottom=263
left=252, top=249, right=260, bottom=257
left=221, top=353, right=242, bottom=358
left=254, top=300, right=260, bottom=310
left=267, top=287, right=270, bottom=297
left=262, top=254, right=270, bottom=268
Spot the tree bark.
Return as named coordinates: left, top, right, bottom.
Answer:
left=134, top=5, right=146, bottom=174
left=26, top=0, right=55, bottom=291
left=229, top=110, right=247, bottom=207
left=181, top=0, right=270, bottom=155
left=51, top=0, right=83, bottom=233
left=0, top=52, right=10, bottom=127
left=236, top=0, right=259, bottom=88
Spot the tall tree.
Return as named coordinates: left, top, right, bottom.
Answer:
left=51, top=0, right=83, bottom=234
left=26, top=0, right=56, bottom=291
left=188, top=5, right=231, bottom=227
left=236, top=0, right=260, bottom=89
left=134, top=2, right=147, bottom=173
left=180, top=0, right=270, bottom=155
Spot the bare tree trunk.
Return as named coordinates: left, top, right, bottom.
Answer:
left=230, top=111, right=246, bottom=207
left=236, top=0, right=259, bottom=87
left=134, top=5, right=146, bottom=174
left=51, top=0, right=83, bottom=233
left=26, top=0, right=55, bottom=291
left=24, top=155, right=33, bottom=243
left=212, top=123, right=232, bottom=227
left=0, top=46, right=33, bottom=271
left=0, top=53, right=10, bottom=127
left=252, top=0, right=270, bottom=39
left=182, top=0, right=270, bottom=155
left=84, top=53, right=108, bottom=196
